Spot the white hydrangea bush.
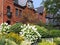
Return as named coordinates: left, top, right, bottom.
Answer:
left=19, top=24, right=41, bottom=43
left=1, top=22, right=11, bottom=33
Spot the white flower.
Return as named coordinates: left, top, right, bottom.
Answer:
left=19, top=32, right=23, bottom=35
left=24, top=24, right=26, bottom=27
left=4, top=22, right=8, bottom=25
left=20, top=24, right=41, bottom=43
left=21, top=26, right=23, bottom=28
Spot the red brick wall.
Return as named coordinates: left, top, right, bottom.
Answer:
left=0, top=0, right=3, bottom=24
left=0, top=0, right=46, bottom=25
left=3, top=0, right=22, bottom=24
left=38, top=10, right=46, bottom=23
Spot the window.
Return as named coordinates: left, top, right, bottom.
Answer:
left=13, top=0, right=18, bottom=4
left=7, top=6, right=10, bottom=12
left=16, top=8, right=18, bottom=16
left=19, top=10, right=22, bottom=16
left=7, top=6, right=12, bottom=18
left=6, top=20, right=11, bottom=25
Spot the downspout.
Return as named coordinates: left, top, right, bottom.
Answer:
left=2, top=0, right=4, bottom=23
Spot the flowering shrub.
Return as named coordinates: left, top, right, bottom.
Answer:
left=19, top=24, right=41, bottom=43
left=1, top=22, right=11, bottom=33
left=0, top=23, right=41, bottom=45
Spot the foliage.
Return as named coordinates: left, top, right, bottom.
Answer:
left=54, top=38, right=60, bottom=45
left=0, top=23, right=42, bottom=45
left=44, top=24, right=55, bottom=30
left=49, top=30, right=60, bottom=37
left=0, top=36, right=6, bottom=45
left=1, top=22, right=60, bottom=45
left=21, top=9, right=39, bottom=24
left=20, top=24, right=41, bottom=43
left=5, top=39, right=17, bottom=45
left=36, top=25, right=51, bottom=38
left=20, top=40, right=31, bottom=45
left=43, top=0, right=60, bottom=27
left=43, top=0, right=60, bottom=14
left=9, top=23, right=23, bottom=33
left=0, top=32, right=24, bottom=45
left=0, top=37, right=17, bottom=45
left=6, top=32, right=24, bottom=44
left=1, top=22, right=11, bottom=33
left=36, top=20, right=45, bottom=26
left=38, top=40, right=56, bottom=45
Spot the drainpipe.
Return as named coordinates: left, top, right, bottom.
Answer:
left=2, top=0, right=4, bottom=23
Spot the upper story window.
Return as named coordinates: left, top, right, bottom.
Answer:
left=16, top=8, right=18, bottom=16
left=27, top=1, right=34, bottom=9
left=13, top=0, right=18, bottom=4
left=7, top=6, right=12, bottom=19
left=7, top=6, right=10, bottom=12
left=19, top=10, right=22, bottom=16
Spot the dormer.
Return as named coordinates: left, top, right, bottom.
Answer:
left=13, top=0, right=18, bottom=5
left=13, top=0, right=27, bottom=7
left=27, top=0, right=34, bottom=9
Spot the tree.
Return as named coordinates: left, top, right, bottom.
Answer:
left=43, top=0, right=60, bottom=27
left=21, top=9, right=39, bottom=24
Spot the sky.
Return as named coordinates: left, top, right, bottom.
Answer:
left=32, top=0, right=42, bottom=8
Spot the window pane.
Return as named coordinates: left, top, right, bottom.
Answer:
left=16, top=8, right=18, bottom=16
left=19, top=10, right=22, bottom=16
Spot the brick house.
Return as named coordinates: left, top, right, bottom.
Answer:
left=0, top=0, right=46, bottom=25
left=35, top=6, right=46, bottom=23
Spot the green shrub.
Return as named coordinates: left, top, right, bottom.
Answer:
left=54, top=38, right=60, bottom=45
left=36, top=25, right=51, bottom=38
left=9, top=23, right=23, bottom=33
left=0, top=36, right=6, bottom=45
left=6, top=32, right=24, bottom=44
left=38, top=41, right=56, bottom=45
left=50, top=30, right=60, bottom=37
left=0, top=37, right=17, bottom=45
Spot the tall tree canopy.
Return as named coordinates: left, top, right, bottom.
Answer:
left=43, top=0, right=60, bottom=14
left=43, top=0, right=60, bottom=26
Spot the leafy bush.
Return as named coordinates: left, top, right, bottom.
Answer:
left=36, top=25, right=51, bottom=38
left=6, top=32, right=24, bottom=44
left=54, top=38, right=60, bottom=45
left=0, top=37, right=17, bottom=45
left=38, top=40, right=56, bottom=45
left=0, top=36, right=6, bottom=45
left=5, top=39, right=17, bottom=45
left=50, top=30, right=60, bottom=37
left=9, top=23, right=23, bottom=33
left=0, top=32, right=24, bottom=45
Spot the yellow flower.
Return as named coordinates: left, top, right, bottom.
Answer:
left=6, top=32, right=24, bottom=43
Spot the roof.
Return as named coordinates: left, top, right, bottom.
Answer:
left=46, top=14, right=53, bottom=18
left=35, top=6, right=44, bottom=14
